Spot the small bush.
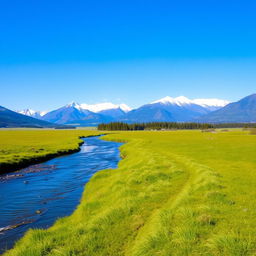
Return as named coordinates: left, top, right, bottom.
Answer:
left=201, top=129, right=216, bottom=133
left=250, top=128, right=256, bottom=135
left=197, top=214, right=216, bottom=226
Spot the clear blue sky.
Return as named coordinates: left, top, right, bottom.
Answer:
left=1, top=0, right=256, bottom=110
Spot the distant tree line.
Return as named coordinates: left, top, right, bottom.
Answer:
left=98, top=122, right=256, bottom=131
left=98, top=122, right=212, bottom=131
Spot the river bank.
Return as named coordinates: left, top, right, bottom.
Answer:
left=0, top=136, right=122, bottom=253
left=0, top=130, right=103, bottom=175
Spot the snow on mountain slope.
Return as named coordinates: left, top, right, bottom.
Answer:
left=79, top=102, right=131, bottom=113
left=123, top=96, right=209, bottom=123
left=192, top=98, right=229, bottom=110
left=152, top=96, right=229, bottom=110
left=152, top=96, right=193, bottom=106
left=18, top=109, right=37, bottom=116
left=64, top=101, right=131, bottom=113
left=119, top=104, right=132, bottom=112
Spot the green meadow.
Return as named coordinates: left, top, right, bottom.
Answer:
left=0, top=129, right=101, bottom=174
left=2, top=129, right=256, bottom=255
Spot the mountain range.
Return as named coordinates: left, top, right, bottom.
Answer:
left=2, top=94, right=255, bottom=127
left=15, top=96, right=230, bottom=126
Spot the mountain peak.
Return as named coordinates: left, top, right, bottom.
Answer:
left=19, top=109, right=36, bottom=116
left=66, top=101, right=81, bottom=108
left=151, top=96, right=174, bottom=104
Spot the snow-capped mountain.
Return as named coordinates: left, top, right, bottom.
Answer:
left=18, top=109, right=47, bottom=119
left=119, top=96, right=229, bottom=123
left=121, top=96, right=213, bottom=123
left=41, top=103, right=110, bottom=126
left=68, top=102, right=132, bottom=119
left=40, top=101, right=132, bottom=126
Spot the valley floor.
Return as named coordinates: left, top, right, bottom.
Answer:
left=0, top=129, right=101, bottom=174
left=3, top=129, right=256, bottom=255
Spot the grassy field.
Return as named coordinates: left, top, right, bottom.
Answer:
left=3, top=129, right=256, bottom=255
left=0, top=129, right=101, bottom=174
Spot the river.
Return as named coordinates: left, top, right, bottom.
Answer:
left=0, top=136, right=123, bottom=253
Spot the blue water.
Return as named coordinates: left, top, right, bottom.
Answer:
left=0, top=136, right=123, bottom=253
